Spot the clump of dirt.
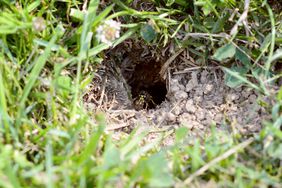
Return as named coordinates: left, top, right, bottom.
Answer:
left=84, top=43, right=270, bottom=136
left=165, top=69, right=269, bottom=135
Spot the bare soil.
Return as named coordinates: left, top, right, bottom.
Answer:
left=83, top=43, right=270, bottom=138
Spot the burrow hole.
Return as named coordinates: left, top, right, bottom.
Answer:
left=118, top=52, right=167, bottom=110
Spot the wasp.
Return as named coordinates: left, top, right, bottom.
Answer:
left=133, top=90, right=156, bottom=110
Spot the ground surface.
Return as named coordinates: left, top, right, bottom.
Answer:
left=84, top=44, right=270, bottom=137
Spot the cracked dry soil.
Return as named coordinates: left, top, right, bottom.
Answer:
left=84, top=46, right=270, bottom=137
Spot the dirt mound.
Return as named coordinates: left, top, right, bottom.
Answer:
left=84, top=45, right=270, bottom=136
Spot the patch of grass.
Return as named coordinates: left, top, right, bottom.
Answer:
left=0, top=0, right=281, bottom=187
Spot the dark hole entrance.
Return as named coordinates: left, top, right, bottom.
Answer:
left=121, top=59, right=167, bottom=110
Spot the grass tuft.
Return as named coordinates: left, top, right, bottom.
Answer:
left=0, top=0, right=281, bottom=187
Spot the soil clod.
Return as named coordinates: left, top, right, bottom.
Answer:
left=84, top=44, right=270, bottom=136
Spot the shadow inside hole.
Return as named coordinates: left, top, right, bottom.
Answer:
left=147, top=82, right=167, bottom=106
left=127, top=61, right=167, bottom=110
left=131, top=82, right=167, bottom=110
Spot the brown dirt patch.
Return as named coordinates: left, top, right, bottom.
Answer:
left=83, top=44, right=270, bottom=137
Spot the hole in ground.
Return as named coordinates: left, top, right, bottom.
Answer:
left=122, top=59, right=167, bottom=110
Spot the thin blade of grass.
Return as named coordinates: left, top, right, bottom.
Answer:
left=78, top=125, right=104, bottom=165
left=71, top=0, right=100, bottom=119
left=19, top=29, right=61, bottom=106
left=92, top=4, right=114, bottom=27
left=46, top=139, right=54, bottom=188
left=181, top=137, right=254, bottom=185
left=0, top=60, right=11, bottom=142
left=17, top=26, right=63, bottom=125
left=265, top=3, right=276, bottom=72
left=120, top=129, right=148, bottom=158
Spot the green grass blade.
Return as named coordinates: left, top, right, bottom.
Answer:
left=92, top=4, right=114, bottom=27
left=78, top=125, right=104, bottom=165
left=17, top=26, right=64, bottom=129
left=46, top=139, right=54, bottom=188
left=265, top=3, right=276, bottom=72
left=0, top=62, right=10, bottom=142
left=19, top=28, right=62, bottom=107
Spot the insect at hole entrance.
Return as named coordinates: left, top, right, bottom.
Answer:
left=120, top=57, right=167, bottom=111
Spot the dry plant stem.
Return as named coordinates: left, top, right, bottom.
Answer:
left=180, top=57, right=196, bottom=67
left=180, top=137, right=254, bottom=186
left=160, top=49, right=184, bottom=79
left=230, top=0, right=250, bottom=36
left=183, top=32, right=254, bottom=46
left=183, top=33, right=231, bottom=41
left=108, top=109, right=136, bottom=113
left=229, top=8, right=239, bottom=22
left=148, top=127, right=172, bottom=133
left=82, top=0, right=88, bottom=12
left=98, top=76, right=107, bottom=108
left=173, top=66, right=220, bottom=75
left=166, top=67, right=172, bottom=94
left=106, top=123, right=129, bottom=131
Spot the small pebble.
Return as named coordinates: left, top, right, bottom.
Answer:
left=166, top=112, right=176, bottom=122
left=196, top=108, right=206, bottom=121
left=191, top=72, right=199, bottom=86
left=173, top=105, right=182, bottom=115
left=214, top=113, right=223, bottom=123
left=195, top=87, right=204, bottom=96
left=203, top=84, right=214, bottom=94
left=249, top=94, right=257, bottom=103
left=178, top=114, right=195, bottom=129
left=179, top=84, right=185, bottom=91
left=185, top=99, right=197, bottom=113
left=170, top=85, right=179, bottom=93
left=186, top=80, right=195, bottom=92
left=194, top=96, right=203, bottom=103
left=175, top=91, right=188, bottom=100
left=226, top=93, right=239, bottom=102
left=200, top=70, right=209, bottom=83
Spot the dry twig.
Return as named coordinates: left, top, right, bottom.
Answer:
left=230, top=0, right=251, bottom=36
left=159, top=49, right=184, bottom=79
left=178, top=137, right=254, bottom=186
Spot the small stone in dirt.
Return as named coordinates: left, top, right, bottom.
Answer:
left=186, top=80, right=195, bottom=92
left=203, top=83, right=214, bottom=94
left=185, top=99, right=197, bottom=113
left=248, top=94, right=257, bottom=103
left=185, top=72, right=199, bottom=92
left=214, top=113, right=223, bottom=123
left=195, top=87, right=204, bottom=96
left=225, top=93, right=239, bottom=102
left=166, top=112, right=176, bottom=122
left=214, top=96, right=224, bottom=105
left=197, top=122, right=205, bottom=130
left=247, top=123, right=261, bottom=133
left=154, top=111, right=165, bottom=124
left=175, top=90, right=188, bottom=100
left=200, top=70, right=209, bottom=83
left=194, top=96, right=203, bottom=103
left=202, top=100, right=215, bottom=109
left=242, top=89, right=252, bottom=98
left=178, top=113, right=195, bottom=129
left=195, top=108, right=206, bottom=121
left=171, top=78, right=179, bottom=84
left=170, top=84, right=179, bottom=93
left=191, top=72, right=199, bottom=85
left=183, top=122, right=194, bottom=130
left=179, top=84, right=185, bottom=91
left=202, top=117, right=214, bottom=126
left=173, top=105, right=183, bottom=116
